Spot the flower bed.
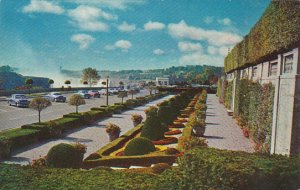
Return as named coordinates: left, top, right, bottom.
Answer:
left=169, top=124, right=185, bottom=129
left=152, top=137, right=178, bottom=145
left=164, top=129, right=182, bottom=135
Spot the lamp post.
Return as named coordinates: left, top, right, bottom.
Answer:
left=106, top=76, right=109, bottom=106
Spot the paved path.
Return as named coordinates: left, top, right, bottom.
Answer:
left=3, top=95, right=174, bottom=165
left=204, top=94, right=254, bottom=153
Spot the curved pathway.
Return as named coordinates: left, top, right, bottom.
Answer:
left=3, top=95, right=174, bottom=165
left=204, top=94, right=254, bottom=153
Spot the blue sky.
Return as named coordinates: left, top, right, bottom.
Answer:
left=0, top=0, right=270, bottom=78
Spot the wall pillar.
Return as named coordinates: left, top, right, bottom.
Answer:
left=271, top=47, right=300, bottom=155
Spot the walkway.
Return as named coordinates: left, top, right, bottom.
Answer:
left=205, top=94, right=254, bottom=153
left=4, top=95, right=174, bottom=165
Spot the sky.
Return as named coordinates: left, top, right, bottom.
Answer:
left=0, top=0, right=270, bottom=78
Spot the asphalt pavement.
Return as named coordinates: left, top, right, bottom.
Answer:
left=0, top=90, right=149, bottom=131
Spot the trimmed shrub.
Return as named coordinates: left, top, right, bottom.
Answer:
left=0, top=128, right=41, bottom=151
left=156, top=147, right=300, bottom=190
left=141, top=108, right=165, bottom=141
left=0, top=137, right=11, bottom=159
left=151, top=163, right=170, bottom=174
left=46, top=143, right=84, bottom=168
left=165, top=147, right=180, bottom=155
left=124, top=137, right=156, bottom=156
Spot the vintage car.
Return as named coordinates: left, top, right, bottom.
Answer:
left=88, top=90, right=101, bottom=98
left=76, top=90, right=91, bottom=99
left=99, top=89, right=112, bottom=95
left=8, top=94, right=30, bottom=108
left=48, top=92, right=67, bottom=102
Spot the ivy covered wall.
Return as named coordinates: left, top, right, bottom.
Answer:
left=224, top=1, right=300, bottom=73
left=234, top=79, right=275, bottom=153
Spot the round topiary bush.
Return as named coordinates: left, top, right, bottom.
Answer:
left=46, top=143, right=84, bottom=168
left=124, top=137, right=156, bottom=156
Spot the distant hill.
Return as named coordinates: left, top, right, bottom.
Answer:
left=0, top=66, right=50, bottom=90
left=60, top=65, right=223, bottom=81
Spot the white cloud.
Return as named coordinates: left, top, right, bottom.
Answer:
left=71, top=34, right=95, bottom=50
left=115, top=40, right=132, bottom=51
left=219, top=46, right=230, bottom=56
left=104, top=44, right=116, bottom=50
left=217, top=18, right=232, bottom=26
left=65, top=0, right=146, bottom=10
left=68, top=5, right=117, bottom=32
left=23, top=0, right=64, bottom=14
left=179, top=52, right=224, bottom=66
left=207, top=46, right=218, bottom=55
left=204, top=16, right=214, bottom=24
left=153, top=49, right=165, bottom=55
left=178, top=42, right=202, bottom=53
left=207, top=46, right=230, bottom=56
left=117, top=22, right=136, bottom=32
left=168, top=20, right=242, bottom=46
left=144, top=21, right=165, bottom=31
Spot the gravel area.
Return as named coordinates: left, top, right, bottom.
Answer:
left=204, top=94, right=254, bottom=153
left=3, top=95, right=174, bottom=165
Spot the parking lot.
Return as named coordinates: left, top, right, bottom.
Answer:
left=0, top=90, right=149, bottom=131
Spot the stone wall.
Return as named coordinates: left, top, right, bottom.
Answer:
left=226, top=47, right=300, bottom=156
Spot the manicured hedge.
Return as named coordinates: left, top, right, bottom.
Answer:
left=83, top=154, right=176, bottom=168
left=0, top=163, right=159, bottom=190
left=0, top=128, right=41, bottom=155
left=156, top=147, right=300, bottom=190
left=224, top=81, right=233, bottom=109
left=234, top=79, right=275, bottom=153
left=1, top=147, right=299, bottom=189
left=225, top=1, right=300, bottom=72
left=89, top=124, right=144, bottom=158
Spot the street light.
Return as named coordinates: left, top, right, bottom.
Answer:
left=106, top=76, right=109, bottom=106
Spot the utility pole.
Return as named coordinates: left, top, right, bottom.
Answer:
left=106, top=76, right=109, bottom=106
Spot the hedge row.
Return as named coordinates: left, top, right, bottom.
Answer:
left=88, top=124, right=144, bottom=158
left=156, top=147, right=300, bottom=190
left=0, top=92, right=168, bottom=159
left=1, top=147, right=299, bottom=189
left=224, top=81, right=233, bottom=109
left=224, top=1, right=300, bottom=72
left=83, top=155, right=176, bottom=169
left=234, top=79, right=275, bottom=153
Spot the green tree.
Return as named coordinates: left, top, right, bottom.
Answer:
left=29, top=97, right=52, bottom=123
left=48, top=79, right=54, bottom=88
left=69, top=94, right=86, bottom=113
left=25, top=78, right=33, bottom=94
left=64, top=80, right=71, bottom=88
left=128, top=90, right=136, bottom=99
left=81, top=68, right=100, bottom=87
left=118, top=92, right=127, bottom=103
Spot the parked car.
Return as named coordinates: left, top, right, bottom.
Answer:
left=99, top=89, right=112, bottom=95
left=48, top=92, right=67, bottom=102
left=109, top=88, right=119, bottom=94
left=88, top=90, right=101, bottom=98
left=8, top=94, right=30, bottom=108
left=76, top=90, right=91, bottom=99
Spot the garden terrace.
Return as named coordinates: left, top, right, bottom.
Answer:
left=0, top=92, right=168, bottom=160
left=83, top=90, right=204, bottom=168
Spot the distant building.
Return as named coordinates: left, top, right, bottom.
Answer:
left=156, top=77, right=169, bottom=86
